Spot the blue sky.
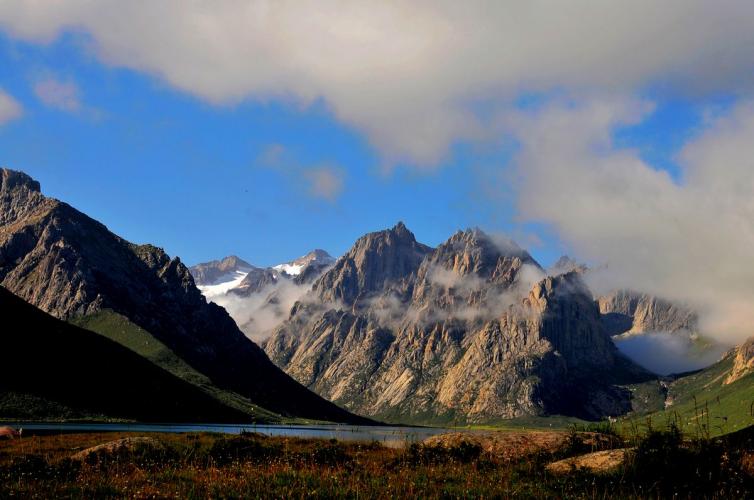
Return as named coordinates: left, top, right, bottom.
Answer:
left=0, top=31, right=566, bottom=267
left=0, top=2, right=748, bottom=287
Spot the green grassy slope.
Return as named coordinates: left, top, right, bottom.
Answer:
left=0, top=286, right=254, bottom=423
left=72, top=310, right=282, bottom=422
left=627, top=356, right=754, bottom=436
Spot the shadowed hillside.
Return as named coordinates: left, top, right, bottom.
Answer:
left=0, top=286, right=251, bottom=422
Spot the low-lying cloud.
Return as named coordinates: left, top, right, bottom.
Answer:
left=203, top=279, right=312, bottom=342
left=614, top=332, right=728, bottom=375
left=364, top=259, right=546, bottom=327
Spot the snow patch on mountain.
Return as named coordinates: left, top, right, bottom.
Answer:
left=273, top=263, right=304, bottom=276
left=198, top=270, right=249, bottom=300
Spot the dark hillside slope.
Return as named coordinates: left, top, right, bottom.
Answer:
left=0, top=286, right=249, bottom=422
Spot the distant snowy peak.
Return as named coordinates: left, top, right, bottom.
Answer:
left=273, top=249, right=334, bottom=275
left=189, top=249, right=336, bottom=299
left=189, top=255, right=254, bottom=286
left=273, top=249, right=335, bottom=279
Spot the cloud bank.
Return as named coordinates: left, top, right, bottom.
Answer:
left=2, top=1, right=754, bottom=164
left=509, top=96, right=754, bottom=343
left=202, top=279, right=312, bottom=342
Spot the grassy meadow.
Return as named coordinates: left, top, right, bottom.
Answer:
left=1, top=424, right=753, bottom=499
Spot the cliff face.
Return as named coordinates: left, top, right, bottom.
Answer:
left=598, top=289, right=698, bottom=336
left=0, top=168, right=367, bottom=424
left=266, top=224, right=649, bottom=423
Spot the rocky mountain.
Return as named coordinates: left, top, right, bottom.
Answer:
left=265, top=223, right=651, bottom=424
left=191, top=250, right=335, bottom=299
left=0, top=168, right=367, bottom=424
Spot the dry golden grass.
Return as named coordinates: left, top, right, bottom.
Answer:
left=0, top=428, right=752, bottom=498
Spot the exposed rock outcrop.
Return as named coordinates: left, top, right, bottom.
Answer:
left=725, top=338, right=754, bottom=385
left=546, top=448, right=633, bottom=475
left=70, top=437, right=162, bottom=462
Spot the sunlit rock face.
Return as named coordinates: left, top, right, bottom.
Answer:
left=726, top=338, right=754, bottom=385
left=265, top=223, right=651, bottom=424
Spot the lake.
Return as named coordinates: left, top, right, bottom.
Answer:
left=7, top=423, right=453, bottom=447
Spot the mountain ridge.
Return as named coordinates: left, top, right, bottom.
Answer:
left=0, top=168, right=368, bottom=424
left=265, top=223, right=653, bottom=424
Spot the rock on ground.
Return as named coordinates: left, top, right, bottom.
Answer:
left=70, top=437, right=163, bottom=461
left=546, top=448, right=633, bottom=474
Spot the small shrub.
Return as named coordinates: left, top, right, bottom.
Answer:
left=403, top=441, right=483, bottom=466
left=207, top=435, right=283, bottom=465
left=309, top=440, right=352, bottom=466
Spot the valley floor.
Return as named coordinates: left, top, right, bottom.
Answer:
left=1, top=427, right=753, bottom=498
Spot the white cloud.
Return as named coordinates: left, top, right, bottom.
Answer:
left=1, top=1, right=753, bottom=165
left=33, top=78, right=80, bottom=112
left=207, top=280, right=312, bottom=342
left=507, top=96, right=754, bottom=344
left=0, top=88, right=22, bottom=124
left=304, top=166, right=344, bottom=202
left=256, top=143, right=345, bottom=201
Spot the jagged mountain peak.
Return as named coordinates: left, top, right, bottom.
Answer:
left=219, top=255, right=254, bottom=269
left=421, top=228, right=540, bottom=282
left=1, top=168, right=41, bottom=193
left=303, top=248, right=332, bottom=261
left=352, top=221, right=424, bottom=250
left=313, top=222, right=433, bottom=305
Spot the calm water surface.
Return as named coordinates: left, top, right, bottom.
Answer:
left=9, top=423, right=452, bottom=447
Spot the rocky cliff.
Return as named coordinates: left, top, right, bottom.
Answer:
left=0, top=168, right=367, bottom=424
left=265, top=224, right=650, bottom=423
left=598, top=289, right=698, bottom=336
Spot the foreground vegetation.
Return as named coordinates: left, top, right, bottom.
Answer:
left=1, top=424, right=753, bottom=499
